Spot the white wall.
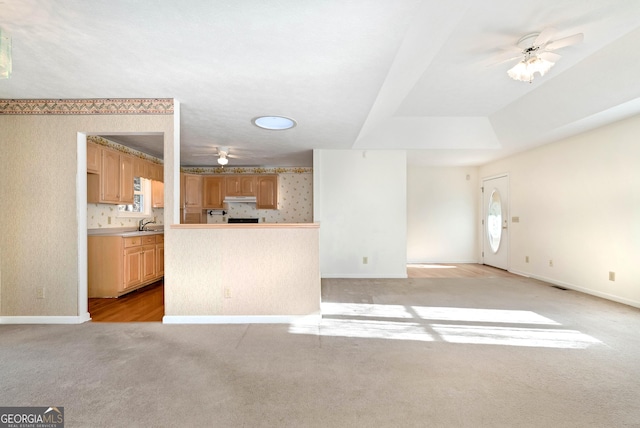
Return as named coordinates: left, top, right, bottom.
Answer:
left=314, top=150, right=407, bottom=278
left=479, top=114, right=640, bottom=308
left=407, top=166, right=479, bottom=263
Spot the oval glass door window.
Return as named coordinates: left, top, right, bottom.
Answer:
left=487, top=189, right=502, bottom=253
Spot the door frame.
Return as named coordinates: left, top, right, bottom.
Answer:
left=481, top=173, right=509, bottom=270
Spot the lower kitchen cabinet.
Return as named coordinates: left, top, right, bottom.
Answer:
left=89, top=233, right=164, bottom=298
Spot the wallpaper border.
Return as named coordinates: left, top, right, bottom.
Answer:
left=88, top=136, right=163, bottom=164
left=0, top=98, right=174, bottom=115
left=181, top=166, right=312, bottom=175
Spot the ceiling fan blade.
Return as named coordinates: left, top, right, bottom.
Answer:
left=484, top=48, right=522, bottom=67
left=534, top=27, right=557, bottom=46
left=191, top=153, right=216, bottom=157
left=545, top=33, right=584, bottom=50
left=539, top=51, right=562, bottom=62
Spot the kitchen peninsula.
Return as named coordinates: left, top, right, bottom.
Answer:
left=164, top=222, right=320, bottom=323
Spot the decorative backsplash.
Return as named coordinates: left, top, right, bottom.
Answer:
left=88, top=205, right=164, bottom=229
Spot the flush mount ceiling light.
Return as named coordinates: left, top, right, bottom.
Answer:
left=492, top=27, right=583, bottom=83
left=0, top=27, right=11, bottom=79
left=252, top=116, right=296, bottom=130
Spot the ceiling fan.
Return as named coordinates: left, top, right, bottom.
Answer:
left=191, top=146, right=238, bottom=166
left=492, top=27, right=584, bottom=83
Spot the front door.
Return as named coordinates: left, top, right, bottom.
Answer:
left=482, top=175, right=509, bottom=270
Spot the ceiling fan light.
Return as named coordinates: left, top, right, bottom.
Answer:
left=507, top=56, right=554, bottom=82
left=507, top=61, right=530, bottom=82
left=217, top=156, right=229, bottom=166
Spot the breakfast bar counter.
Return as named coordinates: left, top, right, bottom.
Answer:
left=163, top=223, right=320, bottom=323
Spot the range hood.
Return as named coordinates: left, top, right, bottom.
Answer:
left=223, top=196, right=257, bottom=204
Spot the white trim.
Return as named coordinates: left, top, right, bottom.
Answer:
left=406, top=259, right=479, bottom=264
left=320, top=273, right=408, bottom=279
left=77, top=133, right=89, bottom=320
left=163, top=314, right=321, bottom=325
left=0, top=314, right=91, bottom=324
left=509, top=269, right=640, bottom=310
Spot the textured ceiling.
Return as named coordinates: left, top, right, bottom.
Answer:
left=1, top=0, right=639, bottom=167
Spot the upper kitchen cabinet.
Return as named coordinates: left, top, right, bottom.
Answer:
left=152, top=180, right=164, bottom=208
left=256, top=175, right=278, bottom=209
left=88, top=147, right=134, bottom=204
left=182, top=173, right=203, bottom=208
left=150, top=162, right=163, bottom=182
left=87, top=141, right=101, bottom=174
left=203, top=176, right=225, bottom=209
left=226, top=175, right=256, bottom=196
left=134, top=157, right=164, bottom=182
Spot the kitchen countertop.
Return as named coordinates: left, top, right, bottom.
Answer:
left=88, top=227, right=164, bottom=237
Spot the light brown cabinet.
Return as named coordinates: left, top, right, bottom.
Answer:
left=179, top=173, right=279, bottom=223
left=89, top=233, right=164, bottom=298
left=156, top=235, right=164, bottom=276
left=150, top=163, right=163, bottom=182
left=225, top=175, right=256, bottom=196
left=120, top=155, right=135, bottom=203
left=183, top=174, right=203, bottom=208
left=87, top=142, right=101, bottom=174
left=256, top=175, right=278, bottom=209
left=203, top=176, right=225, bottom=209
left=181, top=173, right=204, bottom=223
left=87, top=147, right=134, bottom=204
left=134, top=157, right=164, bottom=182
left=152, top=180, right=164, bottom=208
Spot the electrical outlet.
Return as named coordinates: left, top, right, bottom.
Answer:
left=525, top=256, right=529, bottom=263
left=224, top=288, right=231, bottom=299
left=549, top=260, right=554, bottom=267
left=609, top=271, right=616, bottom=281
left=108, top=216, right=111, bottom=224
left=363, top=256, right=368, bottom=264
left=36, top=287, right=45, bottom=299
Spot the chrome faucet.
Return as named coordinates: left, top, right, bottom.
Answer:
left=138, top=218, right=156, bottom=231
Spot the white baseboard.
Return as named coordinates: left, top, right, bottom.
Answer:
left=510, top=269, right=640, bottom=310
left=321, top=274, right=407, bottom=279
left=0, top=313, right=91, bottom=324
left=406, top=260, right=479, bottom=264
left=162, top=314, right=321, bottom=325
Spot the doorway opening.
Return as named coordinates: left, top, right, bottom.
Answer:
left=84, top=132, right=165, bottom=322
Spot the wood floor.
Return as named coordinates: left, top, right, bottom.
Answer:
left=88, top=265, right=509, bottom=322
left=407, top=263, right=517, bottom=278
left=89, top=281, right=164, bottom=322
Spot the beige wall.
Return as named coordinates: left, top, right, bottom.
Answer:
left=479, top=114, right=640, bottom=307
left=0, top=109, right=175, bottom=318
left=165, top=225, right=320, bottom=318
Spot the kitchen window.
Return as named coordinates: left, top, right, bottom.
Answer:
left=118, top=177, right=152, bottom=217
